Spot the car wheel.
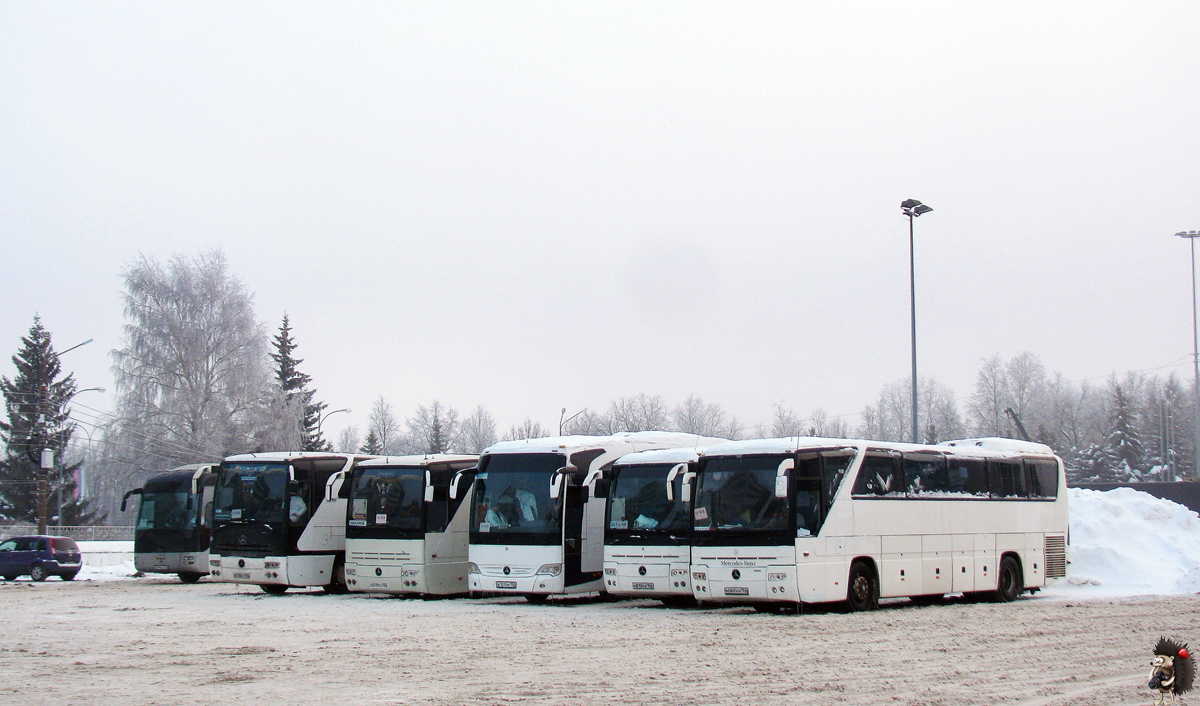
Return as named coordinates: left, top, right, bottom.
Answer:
left=178, top=572, right=202, bottom=584
left=846, top=561, right=879, bottom=612
left=260, top=584, right=288, bottom=595
left=994, top=556, right=1022, bottom=603
left=29, top=564, right=48, bottom=582
left=60, top=572, right=78, bottom=582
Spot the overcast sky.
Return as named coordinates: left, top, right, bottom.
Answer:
left=2, top=2, right=1199, bottom=443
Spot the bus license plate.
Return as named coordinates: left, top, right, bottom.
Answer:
left=632, top=582, right=654, bottom=590
left=232, top=572, right=251, bottom=580
left=495, top=581, right=517, bottom=589
left=724, top=586, right=749, bottom=596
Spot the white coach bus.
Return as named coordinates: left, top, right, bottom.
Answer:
left=343, top=454, right=479, bottom=596
left=687, top=437, right=1067, bottom=611
left=209, top=452, right=374, bottom=594
left=460, top=432, right=712, bottom=602
left=601, top=445, right=721, bottom=606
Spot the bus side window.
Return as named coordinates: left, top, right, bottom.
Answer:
left=987, top=461, right=1025, bottom=498
left=852, top=455, right=899, bottom=497
left=905, top=456, right=947, bottom=496
left=1027, top=460, right=1058, bottom=498
left=821, top=454, right=853, bottom=512
left=947, top=458, right=988, bottom=497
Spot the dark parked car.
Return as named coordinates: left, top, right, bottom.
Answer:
left=0, top=535, right=83, bottom=581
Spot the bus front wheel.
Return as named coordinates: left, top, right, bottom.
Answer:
left=178, top=572, right=203, bottom=584
left=846, top=561, right=878, bottom=612
left=524, top=593, right=549, bottom=604
left=993, top=556, right=1022, bottom=603
left=260, top=584, right=288, bottom=595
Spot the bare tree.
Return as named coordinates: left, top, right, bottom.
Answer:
left=806, top=408, right=852, bottom=438
left=407, top=400, right=461, bottom=454
left=335, top=425, right=361, bottom=454
left=608, top=394, right=669, bottom=432
left=369, top=396, right=402, bottom=455
left=562, top=409, right=611, bottom=436
left=771, top=404, right=804, bottom=437
left=460, top=405, right=497, bottom=453
left=95, top=250, right=270, bottom=517
left=859, top=377, right=961, bottom=443
left=672, top=395, right=733, bottom=437
left=967, top=355, right=1008, bottom=436
left=503, top=418, right=546, bottom=441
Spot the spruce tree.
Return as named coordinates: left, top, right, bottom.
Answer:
left=0, top=317, right=101, bottom=526
left=270, top=315, right=327, bottom=451
left=1105, top=384, right=1145, bottom=480
left=359, top=429, right=382, bottom=455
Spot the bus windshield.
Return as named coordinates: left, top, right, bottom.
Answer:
left=473, top=453, right=564, bottom=536
left=693, top=455, right=788, bottom=533
left=136, top=490, right=193, bottom=531
left=607, top=464, right=688, bottom=535
left=349, top=467, right=424, bottom=531
left=214, top=463, right=288, bottom=524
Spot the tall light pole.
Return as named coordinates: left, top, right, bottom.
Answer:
left=317, top=408, right=351, bottom=449
left=901, top=199, right=933, bottom=444
left=1176, top=230, right=1200, bottom=477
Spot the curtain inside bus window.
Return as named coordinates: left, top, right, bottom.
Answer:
left=1027, top=460, right=1058, bottom=498
left=987, top=460, right=1026, bottom=498
left=852, top=455, right=901, bottom=497
left=905, top=455, right=948, bottom=496
left=821, top=454, right=853, bottom=512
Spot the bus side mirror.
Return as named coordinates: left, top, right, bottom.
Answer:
left=681, top=471, right=696, bottom=503
left=591, top=477, right=609, bottom=499
left=450, top=471, right=464, bottom=499
left=776, top=459, right=794, bottom=498
left=665, top=463, right=688, bottom=502
left=549, top=471, right=566, bottom=500
left=424, top=471, right=435, bottom=503
left=120, top=488, right=142, bottom=513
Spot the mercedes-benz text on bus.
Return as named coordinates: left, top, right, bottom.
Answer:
left=687, top=437, right=1067, bottom=611
left=209, top=452, right=373, bottom=594
left=344, top=454, right=479, bottom=596
left=462, top=432, right=712, bottom=602
left=122, top=464, right=217, bottom=583
left=601, top=445, right=721, bottom=606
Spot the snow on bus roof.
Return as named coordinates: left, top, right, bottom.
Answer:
left=482, top=431, right=724, bottom=456
left=613, top=446, right=717, bottom=466
left=222, top=451, right=363, bottom=463
left=700, top=436, right=1058, bottom=459
left=357, top=454, right=478, bottom=467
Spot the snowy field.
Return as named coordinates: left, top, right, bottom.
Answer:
left=1, top=488, right=1197, bottom=705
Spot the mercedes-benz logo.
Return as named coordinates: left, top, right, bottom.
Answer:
left=732, top=569, right=741, bottom=580
left=503, top=566, right=511, bottom=575
left=238, top=535, right=247, bottom=545
left=638, top=566, right=647, bottom=576
left=376, top=568, right=382, bottom=577
left=238, top=559, right=246, bottom=569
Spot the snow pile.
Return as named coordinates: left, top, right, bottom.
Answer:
left=76, top=560, right=139, bottom=581
left=1044, top=487, right=1200, bottom=598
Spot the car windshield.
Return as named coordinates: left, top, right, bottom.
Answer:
left=607, top=464, right=688, bottom=534
left=693, top=455, right=788, bottom=533
left=349, top=467, right=424, bottom=531
left=137, top=491, right=193, bottom=530
left=213, top=463, right=288, bottom=523
left=473, top=453, right=564, bottom=535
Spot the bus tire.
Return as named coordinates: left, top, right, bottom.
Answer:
left=524, top=593, right=549, bottom=604
left=993, top=556, right=1022, bottom=603
left=846, top=561, right=878, bottom=612
left=260, top=584, right=288, bottom=595
left=660, top=596, right=698, bottom=608
left=178, top=572, right=203, bottom=584
left=324, top=561, right=349, bottom=595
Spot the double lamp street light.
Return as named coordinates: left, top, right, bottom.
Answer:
left=902, top=199, right=933, bottom=445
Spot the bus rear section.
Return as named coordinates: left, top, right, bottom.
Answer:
left=344, top=454, right=479, bottom=596
left=121, top=464, right=217, bottom=583
left=687, top=437, right=1068, bottom=611
left=601, top=445, right=721, bottom=605
left=464, top=432, right=711, bottom=602
left=209, top=452, right=373, bottom=594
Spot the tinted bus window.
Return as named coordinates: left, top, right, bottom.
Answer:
left=1026, top=459, right=1059, bottom=499
left=947, top=458, right=989, bottom=497
left=905, top=455, right=947, bottom=496
left=852, top=455, right=902, bottom=497
left=988, top=460, right=1026, bottom=498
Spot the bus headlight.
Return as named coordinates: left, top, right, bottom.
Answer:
left=671, top=568, right=688, bottom=576
left=264, top=561, right=280, bottom=569
left=536, top=563, right=563, bottom=577
left=604, top=568, right=617, bottom=576
left=468, top=563, right=480, bottom=574
left=210, top=560, right=221, bottom=568
left=692, top=571, right=707, bottom=581
left=768, top=573, right=787, bottom=582
left=402, top=569, right=420, bottom=577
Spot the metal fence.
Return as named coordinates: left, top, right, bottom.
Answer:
left=0, top=525, right=135, bottom=541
